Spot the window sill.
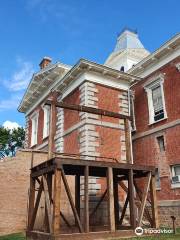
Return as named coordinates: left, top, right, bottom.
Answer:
left=171, top=184, right=180, bottom=189
left=31, top=143, right=37, bottom=148
left=156, top=187, right=161, bottom=191
left=148, top=116, right=168, bottom=126
left=43, top=135, right=49, bottom=141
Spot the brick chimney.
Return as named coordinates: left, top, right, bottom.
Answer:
left=39, top=56, right=52, bottom=69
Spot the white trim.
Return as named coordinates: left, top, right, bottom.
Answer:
left=128, top=33, right=180, bottom=76
left=171, top=165, right=180, bottom=188
left=132, top=119, right=180, bottom=140
left=131, top=47, right=180, bottom=78
left=61, top=72, right=130, bottom=100
left=42, top=105, right=50, bottom=139
left=144, top=75, right=167, bottom=125
left=175, top=63, right=180, bottom=72
left=31, top=112, right=39, bottom=147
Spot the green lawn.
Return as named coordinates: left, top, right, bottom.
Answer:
left=0, top=233, right=25, bottom=240
left=0, top=232, right=180, bottom=240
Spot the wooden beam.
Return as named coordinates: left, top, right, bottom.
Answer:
left=55, top=157, right=155, bottom=172
left=113, top=174, right=119, bottom=226
left=124, top=119, right=132, bottom=164
left=61, top=169, right=83, bottom=233
left=119, top=180, right=152, bottom=225
left=52, top=169, right=61, bottom=234
left=89, top=189, right=107, bottom=219
left=137, top=172, right=151, bottom=226
left=119, top=193, right=129, bottom=226
left=107, top=167, right=115, bottom=232
left=42, top=176, right=53, bottom=233
left=128, top=169, right=136, bottom=229
left=48, top=100, right=56, bottom=159
left=134, top=179, right=153, bottom=226
left=75, top=175, right=80, bottom=218
left=60, top=211, right=71, bottom=228
left=45, top=100, right=132, bottom=120
left=31, top=151, right=34, bottom=168
left=84, top=166, right=89, bottom=233
left=29, top=178, right=43, bottom=230
left=150, top=174, right=159, bottom=228
left=27, top=176, right=35, bottom=230
left=44, top=174, right=52, bottom=232
left=31, top=165, right=55, bottom=178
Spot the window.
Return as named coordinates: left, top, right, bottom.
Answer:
left=120, top=66, right=124, bottom=72
left=144, top=76, right=167, bottom=125
left=152, top=86, right=164, bottom=121
left=171, top=165, right=180, bottom=186
left=155, top=168, right=161, bottom=189
left=43, top=105, right=50, bottom=138
left=157, top=135, right=165, bottom=152
left=31, top=113, right=38, bottom=146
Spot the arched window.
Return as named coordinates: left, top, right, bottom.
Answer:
left=120, top=66, right=124, bottom=72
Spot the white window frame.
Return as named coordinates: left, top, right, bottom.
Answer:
left=175, top=63, right=180, bottom=72
left=144, top=75, right=167, bottom=125
left=155, top=168, right=161, bottom=190
left=43, top=105, right=50, bottom=139
left=30, top=112, right=39, bottom=147
left=171, top=165, right=180, bottom=188
left=130, top=90, right=136, bottom=132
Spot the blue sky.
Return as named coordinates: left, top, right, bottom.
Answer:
left=0, top=0, right=179, bottom=128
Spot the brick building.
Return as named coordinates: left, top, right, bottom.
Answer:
left=17, top=29, right=180, bottom=226
left=128, top=33, right=180, bottom=225
left=0, top=29, right=179, bottom=235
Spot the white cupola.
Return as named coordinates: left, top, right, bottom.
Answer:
left=105, top=28, right=150, bottom=72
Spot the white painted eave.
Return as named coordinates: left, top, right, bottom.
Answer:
left=22, top=59, right=142, bottom=116
left=18, top=62, right=71, bottom=113
left=128, top=33, right=180, bottom=76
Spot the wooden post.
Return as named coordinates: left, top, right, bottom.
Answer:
left=107, top=167, right=115, bottom=232
left=31, top=151, right=34, bottom=168
left=44, top=174, right=53, bottom=232
left=128, top=169, right=136, bottom=229
left=113, top=174, right=119, bottom=227
left=52, top=169, right=61, bottom=234
left=75, top=175, right=80, bottom=218
left=27, top=175, right=35, bottom=230
left=48, top=101, right=56, bottom=159
left=150, top=173, right=159, bottom=228
left=124, top=119, right=132, bottom=164
left=42, top=175, right=53, bottom=233
left=84, top=166, right=89, bottom=233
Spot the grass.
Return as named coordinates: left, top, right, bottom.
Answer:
left=0, top=230, right=180, bottom=240
left=0, top=233, right=25, bottom=240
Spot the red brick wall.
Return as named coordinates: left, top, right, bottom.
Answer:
left=132, top=57, right=180, bottom=134
left=97, top=84, right=120, bottom=124
left=63, top=89, right=80, bottom=131
left=63, top=89, right=80, bottom=154
left=95, top=84, right=126, bottom=161
left=132, top=57, right=180, bottom=201
left=64, top=130, right=80, bottom=154
left=26, top=82, right=128, bottom=162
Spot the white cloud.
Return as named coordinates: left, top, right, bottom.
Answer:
left=0, top=94, right=22, bottom=111
left=4, top=58, right=34, bottom=92
left=3, top=120, right=20, bottom=130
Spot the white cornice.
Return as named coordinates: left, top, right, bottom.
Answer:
left=128, top=33, right=180, bottom=77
